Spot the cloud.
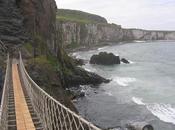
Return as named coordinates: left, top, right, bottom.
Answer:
left=56, top=0, right=175, bottom=30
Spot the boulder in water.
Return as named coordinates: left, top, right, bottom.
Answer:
left=90, top=52, right=120, bottom=65
left=121, top=58, right=130, bottom=64
left=126, top=122, right=154, bottom=130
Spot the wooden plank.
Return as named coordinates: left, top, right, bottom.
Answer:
left=12, top=64, right=35, bottom=130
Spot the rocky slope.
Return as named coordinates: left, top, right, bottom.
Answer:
left=57, top=9, right=175, bottom=48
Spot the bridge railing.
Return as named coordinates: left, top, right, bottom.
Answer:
left=19, top=52, right=101, bottom=130
left=0, top=54, right=10, bottom=130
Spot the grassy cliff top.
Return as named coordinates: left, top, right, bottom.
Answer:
left=57, top=9, right=108, bottom=24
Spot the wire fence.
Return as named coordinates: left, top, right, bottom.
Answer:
left=0, top=54, right=10, bottom=130
left=19, top=52, right=101, bottom=130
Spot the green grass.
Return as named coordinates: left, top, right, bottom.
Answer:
left=57, top=9, right=107, bottom=24
left=24, top=43, right=33, bottom=53
left=57, top=16, right=92, bottom=24
left=65, top=43, right=80, bottom=49
left=29, top=55, right=61, bottom=71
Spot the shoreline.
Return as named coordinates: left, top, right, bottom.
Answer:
left=67, top=40, right=175, bottom=54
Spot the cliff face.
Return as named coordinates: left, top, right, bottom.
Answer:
left=0, top=0, right=28, bottom=49
left=59, top=21, right=175, bottom=48
left=18, top=0, right=58, bottom=55
left=57, top=9, right=175, bottom=48
left=59, top=21, right=124, bottom=48
left=129, top=29, right=175, bottom=40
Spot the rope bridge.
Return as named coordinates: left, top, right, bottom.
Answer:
left=0, top=53, right=101, bottom=130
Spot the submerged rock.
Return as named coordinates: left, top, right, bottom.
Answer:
left=90, top=52, right=120, bottom=65
left=121, top=58, right=130, bottom=64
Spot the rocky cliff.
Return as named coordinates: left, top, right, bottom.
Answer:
left=57, top=9, right=175, bottom=48
left=128, top=29, right=175, bottom=40
left=0, top=0, right=28, bottom=50
left=18, top=0, right=59, bottom=56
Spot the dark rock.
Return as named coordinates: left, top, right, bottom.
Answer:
left=66, top=87, right=86, bottom=100
left=72, top=91, right=85, bottom=100
left=64, top=67, right=110, bottom=87
left=73, top=58, right=85, bottom=66
left=121, top=58, right=130, bottom=64
left=79, top=91, right=85, bottom=97
left=90, top=52, right=120, bottom=65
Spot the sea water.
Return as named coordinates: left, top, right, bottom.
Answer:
left=73, top=41, right=175, bottom=130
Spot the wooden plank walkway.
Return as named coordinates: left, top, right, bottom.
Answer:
left=12, top=64, right=35, bottom=130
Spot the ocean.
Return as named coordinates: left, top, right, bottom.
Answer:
left=72, top=41, right=175, bottom=130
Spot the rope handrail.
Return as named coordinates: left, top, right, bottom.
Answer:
left=0, top=40, right=7, bottom=53
left=19, top=52, right=101, bottom=130
left=0, top=54, right=10, bottom=130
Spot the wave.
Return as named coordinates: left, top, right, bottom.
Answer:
left=97, top=46, right=108, bottom=50
left=132, top=97, right=175, bottom=125
left=84, top=67, right=92, bottom=72
left=147, top=104, right=175, bottom=125
left=132, top=97, right=145, bottom=105
left=72, top=52, right=81, bottom=59
left=105, top=92, right=113, bottom=96
left=114, top=77, right=137, bottom=87
left=128, top=60, right=135, bottom=64
left=72, top=52, right=77, bottom=56
left=134, top=40, right=146, bottom=43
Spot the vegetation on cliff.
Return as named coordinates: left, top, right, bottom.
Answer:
left=57, top=9, right=107, bottom=24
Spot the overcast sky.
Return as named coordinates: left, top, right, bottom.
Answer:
left=55, top=0, right=175, bottom=30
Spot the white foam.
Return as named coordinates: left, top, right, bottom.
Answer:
left=105, top=92, right=113, bottom=96
left=72, top=52, right=77, bottom=57
left=72, top=52, right=82, bottom=59
left=84, top=67, right=92, bottom=72
left=147, top=104, right=175, bottom=125
left=97, top=46, right=108, bottom=50
left=132, top=97, right=145, bottom=105
left=128, top=60, right=135, bottom=64
left=114, top=77, right=137, bottom=87
left=134, top=40, right=146, bottom=43
left=132, top=97, right=175, bottom=125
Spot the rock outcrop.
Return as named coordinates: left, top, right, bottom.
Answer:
left=121, top=58, right=130, bottom=64
left=64, top=67, right=110, bottom=87
left=90, top=52, right=120, bottom=65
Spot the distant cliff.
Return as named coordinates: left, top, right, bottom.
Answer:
left=57, top=9, right=175, bottom=49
